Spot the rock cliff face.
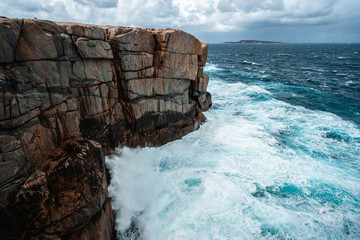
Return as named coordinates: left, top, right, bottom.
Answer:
left=0, top=17, right=211, bottom=239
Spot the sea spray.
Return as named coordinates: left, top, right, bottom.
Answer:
left=107, top=44, right=360, bottom=239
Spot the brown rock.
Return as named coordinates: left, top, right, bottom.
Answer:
left=60, top=23, right=105, bottom=40
left=120, top=53, right=154, bottom=71
left=75, top=37, right=113, bottom=59
left=14, top=60, right=71, bottom=87
left=157, top=52, right=198, bottom=80
left=122, top=67, right=155, bottom=80
left=0, top=18, right=21, bottom=63
left=0, top=107, right=41, bottom=129
left=156, top=29, right=202, bottom=55
left=0, top=17, right=211, bottom=240
left=112, top=28, right=155, bottom=53
left=125, top=78, right=190, bottom=100
left=130, top=95, right=191, bottom=120
left=62, top=33, right=81, bottom=60
left=15, top=19, right=60, bottom=61
left=193, top=73, right=209, bottom=92
left=199, top=42, right=209, bottom=66
left=14, top=140, right=108, bottom=239
left=197, top=92, right=212, bottom=111
left=71, top=59, right=115, bottom=84
left=65, top=199, right=115, bottom=240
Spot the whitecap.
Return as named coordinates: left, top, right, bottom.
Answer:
left=243, top=60, right=261, bottom=66
left=337, top=56, right=349, bottom=59
left=277, top=53, right=294, bottom=57
left=204, top=63, right=224, bottom=72
left=107, top=72, right=360, bottom=240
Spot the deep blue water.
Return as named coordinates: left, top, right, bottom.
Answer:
left=209, top=44, right=360, bottom=126
left=107, top=44, right=360, bottom=239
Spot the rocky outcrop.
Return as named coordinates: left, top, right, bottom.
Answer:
left=0, top=17, right=211, bottom=239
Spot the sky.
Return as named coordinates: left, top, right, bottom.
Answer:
left=0, top=0, right=359, bottom=43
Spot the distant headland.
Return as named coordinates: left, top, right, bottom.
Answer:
left=222, top=40, right=284, bottom=44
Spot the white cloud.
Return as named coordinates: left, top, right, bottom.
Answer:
left=0, top=0, right=359, bottom=42
left=74, top=0, right=118, bottom=8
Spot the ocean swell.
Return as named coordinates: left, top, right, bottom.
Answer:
left=107, top=45, right=360, bottom=239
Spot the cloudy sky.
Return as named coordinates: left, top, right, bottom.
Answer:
left=1, top=0, right=359, bottom=43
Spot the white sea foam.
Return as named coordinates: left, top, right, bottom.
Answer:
left=243, top=60, right=261, bottom=65
left=277, top=53, right=294, bottom=56
left=203, top=63, right=223, bottom=72
left=106, top=77, right=360, bottom=239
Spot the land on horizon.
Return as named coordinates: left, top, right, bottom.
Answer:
left=222, top=40, right=284, bottom=44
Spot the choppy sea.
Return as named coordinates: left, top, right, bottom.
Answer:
left=106, top=43, right=360, bottom=239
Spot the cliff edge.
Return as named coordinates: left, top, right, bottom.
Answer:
left=0, top=17, right=211, bottom=239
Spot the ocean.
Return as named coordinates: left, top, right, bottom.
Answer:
left=106, top=43, right=360, bottom=239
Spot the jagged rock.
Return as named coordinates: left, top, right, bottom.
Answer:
left=0, top=18, right=21, bottom=63
left=199, top=42, right=209, bottom=66
left=64, top=199, right=115, bottom=240
left=120, top=53, right=154, bottom=71
left=122, top=67, right=155, bottom=80
left=112, top=28, right=155, bottom=53
left=60, top=23, right=105, bottom=40
left=158, top=52, right=198, bottom=80
left=193, top=73, right=209, bottom=92
left=15, top=19, right=62, bottom=61
left=14, top=140, right=108, bottom=239
left=155, top=29, right=202, bottom=55
left=125, top=78, right=190, bottom=99
left=0, top=17, right=212, bottom=239
left=197, top=92, right=212, bottom=111
left=71, top=59, right=115, bottom=84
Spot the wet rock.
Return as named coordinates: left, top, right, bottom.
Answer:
left=193, top=73, right=209, bottom=92
left=14, top=140, right=108, bottom=239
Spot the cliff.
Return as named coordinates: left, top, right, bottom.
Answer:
left=0, top=17, right=211, bottom=239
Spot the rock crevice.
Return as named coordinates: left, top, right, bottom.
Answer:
left=0, top=17, right=211, bottom=239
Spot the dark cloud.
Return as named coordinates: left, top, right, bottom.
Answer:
left=0, top=0, right=359, bottom=43
left=217, top=0, right=236, bottom=13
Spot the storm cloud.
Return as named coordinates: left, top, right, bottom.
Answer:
left=0, top=0, right=359, bottom=43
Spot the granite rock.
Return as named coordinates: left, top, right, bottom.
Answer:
left=0, top=17, right=211, bottom=239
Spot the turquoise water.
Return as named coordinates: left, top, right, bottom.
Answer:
left=107, top=44, right=360, bottom=239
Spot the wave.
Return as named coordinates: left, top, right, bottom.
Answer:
left=203, top=63, right=224, bottom=72
left=107, top=78, right=360, bottom=239
left=300, top=67, right=328, bottom=73
left=277, top=53, right=294, bottom=57
left=242, top=60, right=261, bottom=66
left=107, top=43, right=360, bottom=239
left=337, top=56, right=350, bottom=59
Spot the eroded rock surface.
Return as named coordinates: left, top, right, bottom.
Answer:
left=0, top=17, right=211, bottom=239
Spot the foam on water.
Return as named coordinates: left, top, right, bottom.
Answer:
left=204, top=63, right=224, bottom=72
left=107, top=46, right=360, bottom=239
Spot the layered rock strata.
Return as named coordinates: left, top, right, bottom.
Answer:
left=0, top=17, right=211, bottom=239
